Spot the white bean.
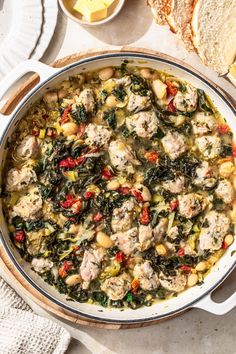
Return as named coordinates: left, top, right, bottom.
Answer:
left=224, top=234, right=234, bottom=247
left=98, top=67, right=114, bottom=81
left=62, top=122, right=79, bottom=137
left=187, top=274, right=198, bottom=287
left=195, top=261, right=208, bottom=272
left=43, top=91, right=58, bottom=104
left=97, top=231, right=114, bottom=248
left=219, top=161, right=234, bottom=178
left=58, top=89, right=68, bottom=100
left=107, top=179, right=120, bottom=191
left=140, top=68, right=154, bottom=80
left=155, top=244, right=167, bottom=256
left=66, top=274, right=82, bottom=286
left=133, top=183, right=151, bottom=201
left=106, top=95, right=119, bottom=108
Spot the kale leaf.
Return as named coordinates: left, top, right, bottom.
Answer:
left=103, top=109, right=117, bottom=129
left=71, top=104, right=88, bottom=123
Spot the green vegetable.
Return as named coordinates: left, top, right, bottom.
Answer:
left=130, top=75, right=149, bottom=96
left=112, top=87, right=127, bottom=101
left=71, top=104, right=88, bottom=123
left=126, top=292, right=133, bottom=303
left=197, top=89, right=213, bottom=113
left=103, top=109, right=117, bottom=129
left=100, top=89, right=108, bottom=104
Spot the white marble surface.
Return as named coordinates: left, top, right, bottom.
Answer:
left=1, top=1, right=236, bottom=353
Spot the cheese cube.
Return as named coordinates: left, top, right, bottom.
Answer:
left=102, top=0, right=117, bottom=15
left=73, top=0, right=107, bottom=22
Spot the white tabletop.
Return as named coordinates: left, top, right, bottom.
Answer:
left=1, top=1, right=236, bottom=353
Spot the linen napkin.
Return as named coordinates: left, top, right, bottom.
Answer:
left=0, top=277, right=71, bottom=354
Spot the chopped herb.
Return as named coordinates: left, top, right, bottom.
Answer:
left=103, top=109, right=117, bottom=129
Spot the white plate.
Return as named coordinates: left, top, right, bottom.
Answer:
left=31, top=0, right=59, bottom=60
left=0, top=0, right=42, bottom=80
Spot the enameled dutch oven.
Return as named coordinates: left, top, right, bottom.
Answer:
left=0, top=52, right=235, bottom=324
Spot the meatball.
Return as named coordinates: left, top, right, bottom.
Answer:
left=162, top=176, right=185, bottom=194
left=133, top=261, right=159, bottom=291
left=173, top=84, right=198, bottom=112
left=191, top=112, right=216, bottom=136
left=31, top=258, right=53, bottom=273
left=161, top=131, right=187, bottom=160
left=159, top=272, right=187, bottom=292
left=132, top=183, right=151, bottom=202
left=6, top=166, right=37, bottom=192
left=195, top=135, right=221, bottom=160
left=138, top=225, right=153, bottom=251
left=12, top=187, right=43, bottom=221
left=85, top=123, right=112, bottom=147
left=101, top=273, right=131, bottom=301
left=178, top=193, right=205, bottom=219
left=16, top=136, right=39, bottom=159
left=215, top=179, right=234, bottom=204
left=77, top=88, right=95, bottom=113
left=153, top=218, right=168, bottom=243
left=194, top=161, right=217, bottom=190
left=111, top=227, right=138, bottom=256
left=111, top=200, right=135, bottom=233
left=127, top=92, right=151, bottom=112
left=80, top=248, right=105, bottom=284
left=108, top=140, right=140, bottom=173
left=126, top=111, right=158, bottom=138
left=199, top=211, right=230, bottom=250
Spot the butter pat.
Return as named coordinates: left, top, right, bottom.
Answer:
left=74, top=0, right=107, bottom=22
left=227, top=62, right=236, bottom=87
left=102, top=0, right=117, bottom=15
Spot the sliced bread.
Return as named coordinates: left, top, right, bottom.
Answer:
left=147, top=0, right=167, bottom=25
left=192, top=0, right=236, bottom=75
left=164, top=0, right=195, bottom=50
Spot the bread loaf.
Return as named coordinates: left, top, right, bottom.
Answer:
left=192, top=0, right=236, bottom=74
left=147, top=0, right=167, bottom=25
left=164, top=0, right=194, bottom=50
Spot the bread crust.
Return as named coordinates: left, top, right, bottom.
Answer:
left=147, top=0, right=167, bottom=25
left=164, top=0, right=195, bottom=50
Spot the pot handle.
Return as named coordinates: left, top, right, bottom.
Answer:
left=0, top=60, right=59, bottom=132
left=193, top=292, right=236, bottom=315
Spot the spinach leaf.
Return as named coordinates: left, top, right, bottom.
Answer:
left=71, top=104, right=88, bottom=123
left=130, top=75, right=149, bottom=96
left=197, top=89, right=213, bottom=113
left=112, top=87, right=127, bottom=101
left=12, top=216, right=25, bottom=231
left=38, top=183, right=53, bottom=199
left=145, top=165, right=175, bottom=184
left=100, top=89, right=108, bottom=104
left=91, top=291, right=108, bottom=307
left=120, top=60, right=129, bottom=75
left=103, top=109, right=116, bottom=129
left=220, top=144, right=232, bottom=157
left=178, top=82, right=187, bottom=93
left=170, top=155, right=200, bottom=178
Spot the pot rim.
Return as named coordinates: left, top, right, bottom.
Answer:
left=0, top=52, right=235, bottom=324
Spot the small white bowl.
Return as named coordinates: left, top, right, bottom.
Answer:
left=58, top=0, right=125, bottom=27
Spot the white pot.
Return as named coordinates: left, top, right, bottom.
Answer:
left=0, top=52, right=235, bottom=324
